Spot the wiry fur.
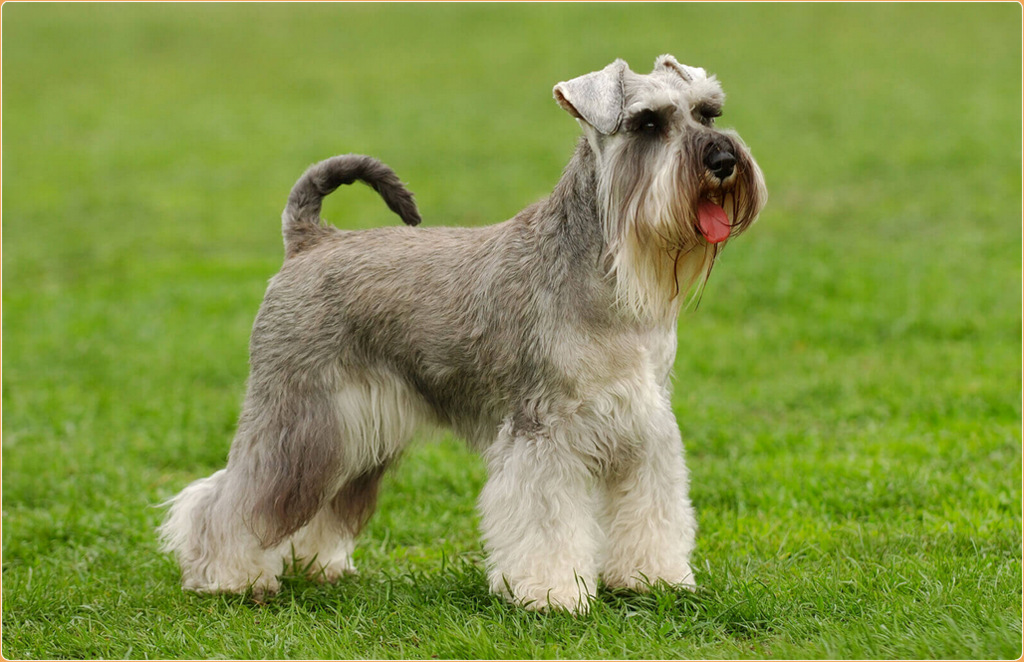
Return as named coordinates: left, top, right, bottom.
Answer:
left=159, top=55, right=766, bottom=613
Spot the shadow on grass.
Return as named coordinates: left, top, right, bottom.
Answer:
left=215, top=552, right=779, bottom=636
left=158, top=555, right=783, bottom=659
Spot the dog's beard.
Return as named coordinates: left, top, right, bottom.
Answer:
left=599, top=131, right=765, bottom=322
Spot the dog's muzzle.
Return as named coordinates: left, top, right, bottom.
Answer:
left=694, top=135, right=747, bottom=244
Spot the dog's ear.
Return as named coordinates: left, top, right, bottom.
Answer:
left=553, top=59, right=628, bottom=135
left=653, top=54, right=707, bottom=84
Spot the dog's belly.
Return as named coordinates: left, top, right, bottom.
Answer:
left=330, top=365, right=441, bottom=468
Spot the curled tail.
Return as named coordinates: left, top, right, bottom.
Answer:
left=282, top=154, right=422, bottom=257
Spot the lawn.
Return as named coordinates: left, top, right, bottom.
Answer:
left=2, top=3, right=1021, bottom=660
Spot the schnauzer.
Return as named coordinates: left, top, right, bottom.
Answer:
left=159, top=54, right=766, bottom=613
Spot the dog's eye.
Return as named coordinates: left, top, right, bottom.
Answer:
left=631, top=109, right=664, bottom=136
left=696, top=104, right=722, bottom=127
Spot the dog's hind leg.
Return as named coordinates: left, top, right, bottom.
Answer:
left=287, top=368, right=427, bottom=582
left=159, top=467, right=285, bottom=598
left=160, top=383, right=345, bottom=598
left=158, top=465, right=290, bottom=598
left=288, top=464, right=388, bottom=582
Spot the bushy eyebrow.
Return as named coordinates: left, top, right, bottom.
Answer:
left=625, top=103, right=673, bottom=118
left=692, top=100, right=723, bottom=117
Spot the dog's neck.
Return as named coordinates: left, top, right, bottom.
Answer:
left=542, top=138, right=709, bottom=329
left=545, top=138, right=602, bottom=246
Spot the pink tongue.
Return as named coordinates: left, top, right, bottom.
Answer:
left=698, top=200, right=731, bottom=244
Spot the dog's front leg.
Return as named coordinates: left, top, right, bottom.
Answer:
left=478, top=421, right=600, bottom=614
left=599, top=404, right=698, bottom=592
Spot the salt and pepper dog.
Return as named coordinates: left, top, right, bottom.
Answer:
left=159, top=55, right=767, bottom=613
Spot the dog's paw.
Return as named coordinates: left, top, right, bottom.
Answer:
left=602, top=563, right=696, bottom=593
left=491, top=575, right=595, bottom=615
left=183, top=572, right=282, bottom=601
left=521, top=589, right=593, bottom=615
left=309, top=558, right=358, bottom=584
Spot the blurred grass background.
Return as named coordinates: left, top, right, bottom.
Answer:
left=2, top=3, right=1021, bottom=659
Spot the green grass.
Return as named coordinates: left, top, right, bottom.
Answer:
left=2, top=3, right=1021, bottom=659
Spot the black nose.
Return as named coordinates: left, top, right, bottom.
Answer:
left=705, top=150, right=736, bottom=179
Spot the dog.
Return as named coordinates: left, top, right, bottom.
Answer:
left=159, top=54, right=766, bottom=614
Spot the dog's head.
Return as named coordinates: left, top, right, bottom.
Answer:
left=554, top=55, right=767, bottom=319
